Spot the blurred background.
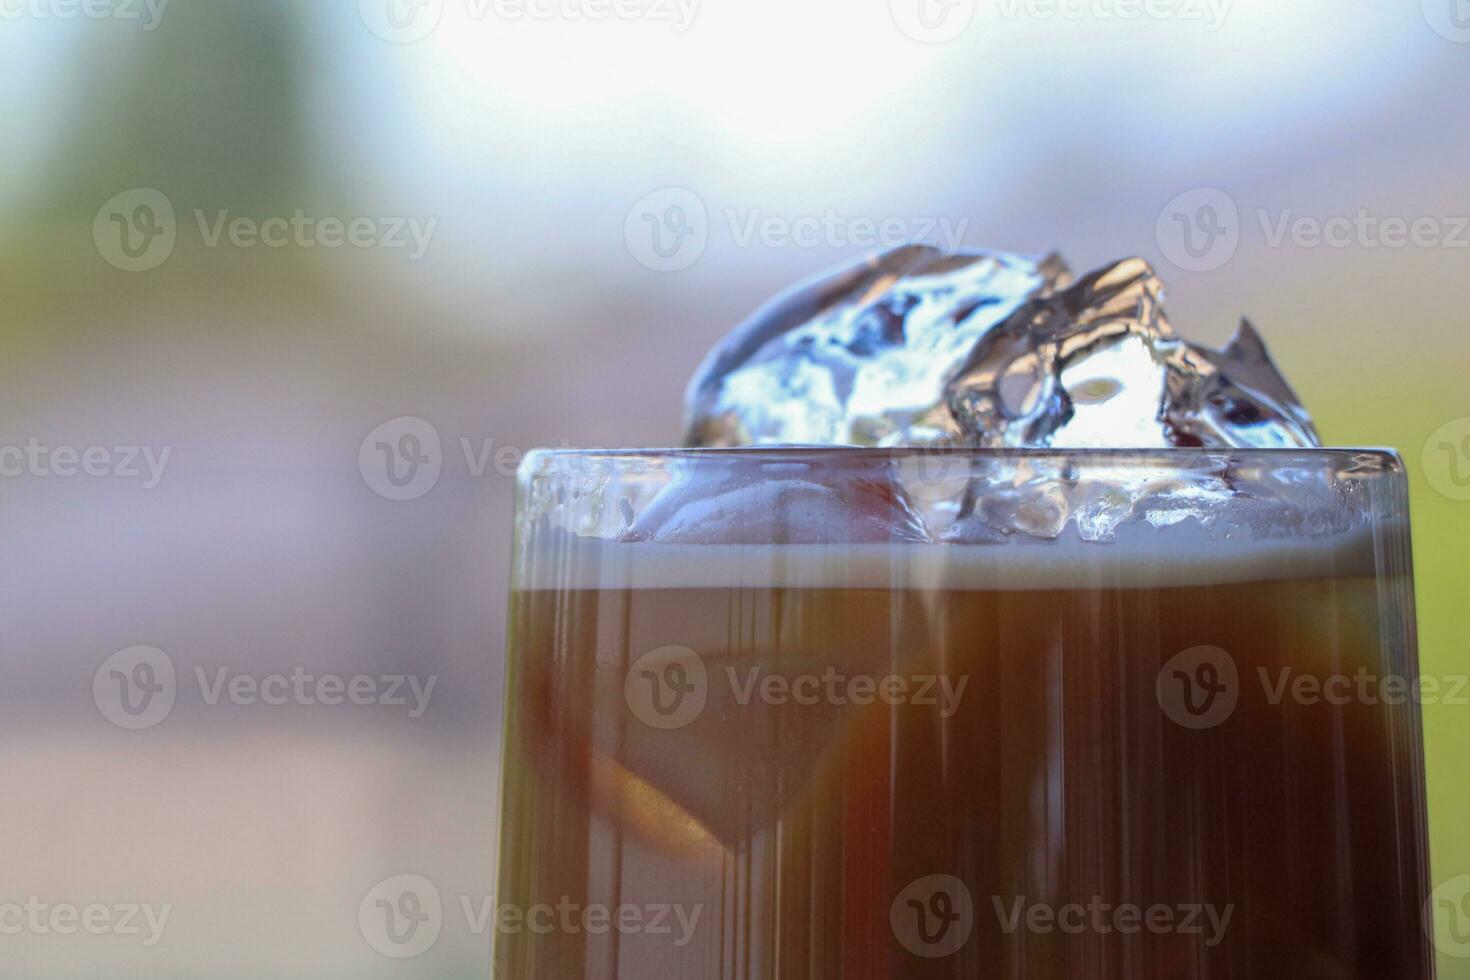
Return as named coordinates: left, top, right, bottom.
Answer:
left=2, top=0, right=1467, bottom=976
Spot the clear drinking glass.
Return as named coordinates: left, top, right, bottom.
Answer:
left=494, top=448, right=1432, bottom=979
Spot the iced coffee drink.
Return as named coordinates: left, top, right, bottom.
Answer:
left=493, top=250, right=1433, bottom=978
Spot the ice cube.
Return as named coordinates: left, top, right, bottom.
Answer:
left=685, top=246, right=1320, bottom=450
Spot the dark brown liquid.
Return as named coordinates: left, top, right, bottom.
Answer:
left=496, top=572, right=1431, bottom=978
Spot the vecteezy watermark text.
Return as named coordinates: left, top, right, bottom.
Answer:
left=888, top=876, right=1234, bottom=957
left=1157, top=187, right=1470, bottom=272
left=625, top=187, right=971, bottom=273
left=93, top=646, right=437, bottom=731
left=1257, top=667, right=1470, bottom=708
left=725, top=209, right=968, bottom=255
left=193, top=211, right=436, bottom=260
left=358, top=0, right=699, bottom=44
left=468, top=897, right=702, bottom=947
left=995, top=0, right=1230, bottom=31
left=0, top=439, right=170, bottom=488
left=991, top=896, right=1234, bottom=947
left=93, top=188, right=437, bottom=272
left=1257, top=210, right=1470, bottom=251
left=727, top=666, right=969, bottom=718
left=1156, top=645, right=1469, bottom=730
left=0, top=898, right=172, bottom=947
left=0, top=0, right=169, bottom=30
left=194, top=667, right=436, bottom=717
left=358, top=875, right=703, bottom=959
left=890, top=0, right=1228, bottom=43
left=624, top=645, right=970, bottom=730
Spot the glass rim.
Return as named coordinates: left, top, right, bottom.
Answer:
left=520, top=445, right=1404, bottom=466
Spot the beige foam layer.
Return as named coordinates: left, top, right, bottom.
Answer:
left=519, top=522, right=1390, bottom=592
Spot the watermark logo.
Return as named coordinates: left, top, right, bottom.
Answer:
left=625, top=188, right=709, bottom=273
left=0, top=0, right=170, bottom=31
left=897, top=451, right=974, bottom=504
left=1424, top=0, right=1470, bottom=43
left=0, top=898, right=172, bottom=946
left=1428, top=875, right=1470, bottom=958
left=890, top=0, right=975, bottom=43
left=94, top=188, right=177, bottom=273
left=625, top=187, right=971, bottom=272
left=1160, top=653, right=1466, bottom=722
left=1156, top=645, right=1238, bottom=730
left=94, top=647, right=437, bottom=729
left=359, top=0, right=444, bottom=42
left=360, top=874, right=443, bottom=958
left=1423, top=417, right=1470, bottom=502
left=356, top=427, right=631, bottom=497
left=1156, top=187, right=1239, bottom=273
left=360, top=417, right=444, bottom=501
left=1158, top=187, right=1469, bottom=272
left=359, top=426, right=598, bottom=495
left=359, top=877, right=704, bottom=952
left=93, top=646, right=177, bottom=731
left=623, top=646, right=971, bottom=729
left=625, top=645, right=708, bottom=730
left=94, top=191, right=437, bottom=270
left=891, top=875, right=975, bottom=958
